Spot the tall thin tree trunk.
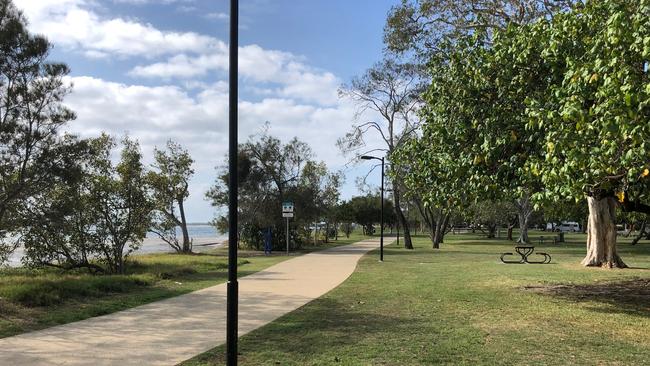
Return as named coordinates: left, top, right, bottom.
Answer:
left=433, top=211, right=450, bottom=248
left=429, top=222, right=437, bottom=248
left=632, top=218, right=647, bottom=245
left=507, top=221, right=515, bottom=241
left=178, top=199, right=191, bottom=253
left=440, top=213, right=450, bottom=244
left=515, top=193, right=532, bottom=244
left=334, top=222, right=338, bottom=240
left=325, top=222, right=330, bottom=244
left=582, top=196, right=626, bottom=268
left=487, top=224, right=497, bottom=238
left=393, top=187, right=413, bottom=249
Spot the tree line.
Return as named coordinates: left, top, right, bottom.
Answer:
left=0, top=1, right=193, bottom=273
left=0, top=0, right=348, bottom=273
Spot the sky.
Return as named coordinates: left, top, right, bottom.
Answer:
left=13, top=0, right=397, bottom=223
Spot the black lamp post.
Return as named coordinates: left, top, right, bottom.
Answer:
left=360, top=155, right=384, bottom=261
left=227, top=1, right=239, bottom=365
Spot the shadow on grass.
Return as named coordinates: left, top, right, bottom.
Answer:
left=186, top=297, right=416, bottom=365
left=524, top=278, right=650, bottom=317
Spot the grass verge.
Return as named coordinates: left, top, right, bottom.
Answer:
left=0, top=232, right=370, bottom=338
left=182, top=231, right=650, bottom=366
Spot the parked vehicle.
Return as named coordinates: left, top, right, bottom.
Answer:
left=557, top=221, right=581, bottom=232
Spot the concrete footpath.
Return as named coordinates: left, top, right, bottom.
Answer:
left=0, top=238, right=383, bottom=365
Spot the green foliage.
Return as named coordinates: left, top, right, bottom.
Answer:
left=207, top=131, right=341, bottom=250
left=18, top=135, right=153, bottom=274
left=90, top=136, right=153, bottom=273
left=526, top=0, right=650, bottom=205
left=384, top=0, right=574, bottom=59
left=345, top=194, right=395, bottom=235
left=397, top=0, right=650, bottom=226
left=0, top=0, right=79, bottom=262
left=468, top=200, right=516, bottom=237
left=147, top=140, right=195, bottom=253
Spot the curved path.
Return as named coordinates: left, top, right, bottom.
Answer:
left=0, top=238, right=384, bottom=365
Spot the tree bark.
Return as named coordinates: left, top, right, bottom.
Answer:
left=428, top=223, right=437, bottom=248
left=178, top=198, right=192, bottom=253
left=507, top=222, right=515, bottom=241
left=515, top=193, right=532, bottom=244
left=582, top=196, right=627, bottom=268
left=632, top=218, right=647, bottom=245
left=325, top=222, right=330, bottom=243
left=432, top=211, right=450, bottom=248
left=334, top=222, right=338, bottom=240
left=413, top=197, right=437, bottom=249
left=440, top=212, right=450, bottom=244
left=486, top=224, right=497, bottom=238
left=393, top=186, right=413, bottom=249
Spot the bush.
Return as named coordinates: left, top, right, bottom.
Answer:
left=1, top=275, right=154, bottom=307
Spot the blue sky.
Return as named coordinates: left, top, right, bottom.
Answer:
left=14, top=0, right=397, bottom=222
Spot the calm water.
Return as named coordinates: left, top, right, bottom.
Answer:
left=145, top=224, right=224, bottom=240
left=7, top=224, right=227, bottom=267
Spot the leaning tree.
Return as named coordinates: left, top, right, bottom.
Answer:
left=0, top=0, right=79, bottom=263
left=338, top=59, right=422, bottom=249
left=147, top=140, right=195, bottom=253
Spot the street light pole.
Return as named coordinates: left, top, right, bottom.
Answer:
left=360, top=155, right=385, bottom=262
left=380, top=157, right=384, bottom=262
left=226, top=0, right=239, bottom=365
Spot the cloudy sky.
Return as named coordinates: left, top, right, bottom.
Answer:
left=14, top=0, right=396, bottom=222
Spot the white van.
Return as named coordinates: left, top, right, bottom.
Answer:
left=557, top=221, right=580, bottom=233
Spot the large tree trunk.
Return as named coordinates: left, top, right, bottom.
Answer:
left=393, top=187, right=413, bottom=249
left=581, top=196, right=627, bottom=268
left=432, top=212, right=450, bottom=248
left=178, top=199, right=192, bottom=253
left=515, top=193, right=532, bottom=244
left=486, top=224, right=497, bottom=238
left=507, top=221, right=515, bottom=241
left=414, top=198, right=437, bottom=249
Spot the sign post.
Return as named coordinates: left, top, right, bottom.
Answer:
left=282, top=201, right=294, bottom=255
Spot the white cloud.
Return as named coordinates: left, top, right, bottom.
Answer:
left=62, top=76, right=366, bottom=221
left=112, top=0, right=195, bottom=5
left=13, top=0, right=382, bottom=220
left=16, top=0, right=217, bottom=57
left=130, top=45, right=340, bottom=105
left=204, top=12, right=228, bottom=20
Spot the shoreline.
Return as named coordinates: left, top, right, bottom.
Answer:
left=6, top=236, right=227, bottom=268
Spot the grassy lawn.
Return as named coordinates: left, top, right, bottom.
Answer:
left=183, top=231, right=650, bottom=366
left=0, top=232, right=369, bottom=338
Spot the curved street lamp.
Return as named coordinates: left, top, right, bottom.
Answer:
left=360, top=155, right=384, bottom=261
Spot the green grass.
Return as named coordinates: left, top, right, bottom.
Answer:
left=182, top=231, right=650, bottom=366
left=0, top=231, right=370, bottom=338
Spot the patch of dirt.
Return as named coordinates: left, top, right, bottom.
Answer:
left=523, top=278, right=650, bottom=315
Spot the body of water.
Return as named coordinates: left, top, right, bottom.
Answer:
left=6, top=224, right=227, bottom=267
